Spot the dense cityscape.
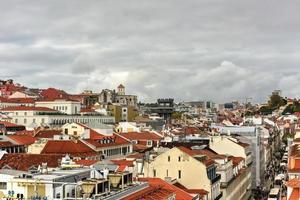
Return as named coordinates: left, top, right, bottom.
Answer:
left=0, top=79, right=297, bottom=200
left=1, top=1, right=300, bottom=200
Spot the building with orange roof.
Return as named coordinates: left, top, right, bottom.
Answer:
left=130, top=178, right=196, bottom=200
left=0, top=153, right=63, bottom=172
left=40, top=140, right=98, bottom=159
left=286, top=179, right=300, bottom=200
left=143, top=146, right=222, bottom=200
left=116, top=131, right=163, bottom=150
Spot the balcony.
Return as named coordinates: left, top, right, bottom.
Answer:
left=211, top=174, right=221, bottom=184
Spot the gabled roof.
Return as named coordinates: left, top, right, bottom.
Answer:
left=41, top=140, right=96, bottom=157
left=8, top=135, right=36, bottom=146
left=122, top=185, right=174, bottom=200
left=117, top=84, right=125, bottom=89
left=0, top=106, right=56, bottom=112
left=40, top=88, right=69, bottom=100
left=137, top=178, right=194, bottom=200
left=177, top=146, right=215, bottom=167
left=117, top=131, right=162, bottom=141
left=0, top=153, right=63, bottom=171
left=33, top=129, right=62, bottom=138
left=75, top=122, right=106, bottom=140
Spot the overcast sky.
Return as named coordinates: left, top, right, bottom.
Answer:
left=0, top=1, right=300, bottom=103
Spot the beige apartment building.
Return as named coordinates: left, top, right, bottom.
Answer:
left=143, top=147, right=222, bottom=200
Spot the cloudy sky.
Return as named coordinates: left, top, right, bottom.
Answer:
left=0, top=1, right=299, bottom=103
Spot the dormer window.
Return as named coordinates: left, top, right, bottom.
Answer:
left=146, top=140, right=153, bottom=147
left=132, top=140, right=138, bottom=144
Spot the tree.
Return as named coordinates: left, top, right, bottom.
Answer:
left=268, top=93, right=286, bottom=109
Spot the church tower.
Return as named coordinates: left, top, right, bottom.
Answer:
left=117, top=84, right=125, bottom=95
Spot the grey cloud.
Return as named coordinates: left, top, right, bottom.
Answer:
left=0, top=0, right=299, bottom=103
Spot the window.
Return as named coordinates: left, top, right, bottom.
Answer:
left=146, top=140, right=153, bottom=147
left=64, top=129, right=68, bottom=134
left=24, top=119, right=27, bottom=124
left=24, top=112, right=27, bottom=116
left=178, top=170, right=181, bottom=179
left=41, top=118, right=45, bottom=123
left=0, top=182, right=7, bottom=189
left=178, top=156, right=181, bottom=162
left=32, top=118, right=36, bottom=123
left=15, top=112, right=18, bottom=116
left=166, top=169, right=169, bottom=177
left=132, top=140, right=138, bottom=144
left=168, top=156, right=170, bottom=162
left=153, top=169, right=156, bottom=177
left=15, top=119, right=18, bottom=123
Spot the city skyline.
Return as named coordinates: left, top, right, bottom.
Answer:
left=0, top=1, right=300, bottom=103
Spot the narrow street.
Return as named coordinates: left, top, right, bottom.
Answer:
left=252, top=144, right=288, bottom=200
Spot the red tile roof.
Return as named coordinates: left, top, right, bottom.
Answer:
left=133, top=144, right=151, bottom=152
left=286, top=179, right=300, bottom=188
left=138, top=178, right=194, bottom=200
left=14, top=130, right=35, bottom=136
left=41, top=140, right=96, bottom=157
left=4, top=98, right=35, bottom=104
left=0, top=106, right=56, bottom=112
left=8, top=135, right=36, bottom=146
left=80, top=108, right=95, bottom=113
left=84, top=134, right=131, bottom=149
left=231, top=157, right=244, bottom=167
left=40, top=88, right=69, bottom=100
left=178, top=146, right=215, bottom=167
left=0, top=141, right=21, bottom=148
left=111, top=159, right=134, bottom=167
left=0, top=121, right=24, bottom=128
left=76, top=123, right=106, bottom=140
left=173, top=182, right=209, bottom=196
left=289, top=188, right=300, bottom=200
left=126, top=153, right=144, bottom=159
left=118, top=132, right=162, bottom=141
left=122, top=185, right=174, bottom=200
left=33, top=129, right=62, bottom=138
left=0, top=153, right=63, bottom=171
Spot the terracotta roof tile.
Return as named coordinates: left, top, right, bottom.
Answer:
left=0, top=121, right=24, bottom=128
left=0, top=141, right=21, bottom=148
left=178, top=146, right=215, bottom=167
left=137, top=178, right=194, bottom=200
left=122, top=185, right=174, bottom=200
left=8, top=135, right=36, bottom=146
left=286, top=179, right=300, bottom=188
left=41, top=140, right=96, bottom=157
left=0, top=106, right=56, bottom=112
left=289, top=188, right=300, bottom=200
left=0, top=153, right=63, bottom=171
left=33, top=129, right=62, bottom=138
